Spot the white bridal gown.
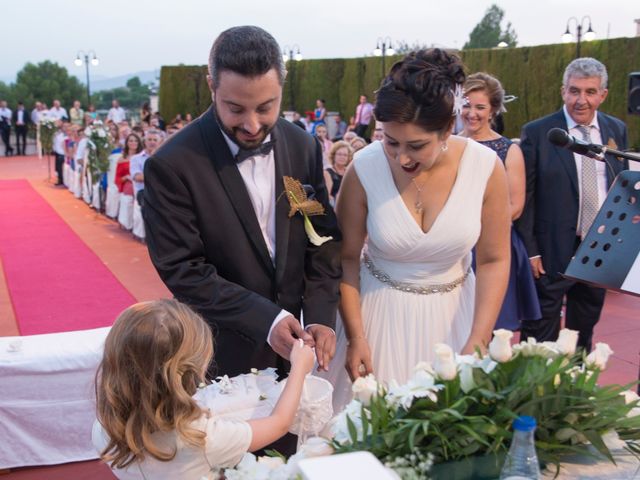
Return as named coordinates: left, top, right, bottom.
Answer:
left=321, top=139, right=497, bottom=412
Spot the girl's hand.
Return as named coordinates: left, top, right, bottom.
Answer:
left=289, top=339, right=315, bottom=375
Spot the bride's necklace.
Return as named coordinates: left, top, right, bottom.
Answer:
left=411, top=178, right=426, bottom=214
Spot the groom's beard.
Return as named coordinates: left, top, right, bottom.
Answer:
left=214, top=103, right=275, bottom=150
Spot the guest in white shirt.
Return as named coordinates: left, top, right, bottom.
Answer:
left=107, top=100, right=126, bottom=124
left=0, top=100, right=13, bottom=156
left=130, top=129, right=163, bottom=206
left=48, top=99, right=68, bottom=121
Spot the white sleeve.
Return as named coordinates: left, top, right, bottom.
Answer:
left=205, top=417, right=252, bottom=468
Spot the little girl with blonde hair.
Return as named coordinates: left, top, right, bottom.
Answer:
left=93, top=299, right=315, bottom=479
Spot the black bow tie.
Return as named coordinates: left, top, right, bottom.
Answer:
left=235, top=140, right=275, bottom=163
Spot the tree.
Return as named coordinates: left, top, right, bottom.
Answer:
left=93, top=76, right=152, bottom=110
left=12, top=61, right=85, bottom=109
left=463, top=4, right=518, bottom=49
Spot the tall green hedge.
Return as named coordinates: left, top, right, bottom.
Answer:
left=159, top=37, right=640, bottom=148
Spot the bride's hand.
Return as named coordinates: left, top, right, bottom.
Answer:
left=460, top=335, right=487, bottom=356
left=346, top=337, right=373, bottom=381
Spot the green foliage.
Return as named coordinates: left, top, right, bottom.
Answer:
left=11, top=61, right=84, bottom=108
left=158, top=66, right=209, bottom=120
left=331, top=348, right=640, bottom=471
left=463, top=4, right=518, bottom=49
left=93, top=76, right=152, bottom=110
left=86, top=122, right=114, bottom=182
left=38, top=118, right=58, bottom=153
left=0, top=81, right=15, bottom=105
left=459, top=36, right=640, bottom=148
left=159, top=36, right=640, bottom=148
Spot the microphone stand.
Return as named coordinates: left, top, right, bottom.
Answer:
left=595, top=147, right=640, bottom=184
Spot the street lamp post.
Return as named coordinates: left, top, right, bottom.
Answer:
left=562, top=17, right=596, bottom=58
left=74, top=50, right=99, bottom=107
left=282, top=45, right=302, bottom=111
left=373, top=37, right=395, bottom=78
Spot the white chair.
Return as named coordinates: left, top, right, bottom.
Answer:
left=91, top=183, right=101, bottom=210
left=117, top=194, right=134, bottom=230
left=132, top=197, right=145, bottom=240
left=62, top=162, right=71, bottom=187
left=104, top=154, right=121, bottom=218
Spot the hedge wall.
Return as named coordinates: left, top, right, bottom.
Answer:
left=159, top=36, right=640, bottom=148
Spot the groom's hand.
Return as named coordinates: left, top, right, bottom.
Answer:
left=306, top=325, right=336, bottom=372
left=271, top=315, right=314, bottom=360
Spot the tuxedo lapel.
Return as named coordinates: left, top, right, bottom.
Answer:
left=199, top=108, right=275, bottom=276
left=549, top=110, right=579, bottom=194
left=272, top=121, right=292, bottom=287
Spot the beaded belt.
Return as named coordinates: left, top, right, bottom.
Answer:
left=362, top=253, right=471, bottom=295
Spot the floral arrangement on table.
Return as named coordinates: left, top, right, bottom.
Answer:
left=38, top=117, right=58, bottom=153
left=85, top=121, right=113, bottom=184
left=329, top=329, right=640, bottom=478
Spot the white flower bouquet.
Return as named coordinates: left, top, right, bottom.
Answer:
left=85, top=121, right=113, bottom=183
left=329, top=329, right=640, bottom=477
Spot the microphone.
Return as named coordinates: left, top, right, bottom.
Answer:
left=547, top=128, right=603, bottom=159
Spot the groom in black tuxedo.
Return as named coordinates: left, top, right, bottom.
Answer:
left=515, top=57, right=628, bottom=351
left=143, top=26, right=342, bottom=378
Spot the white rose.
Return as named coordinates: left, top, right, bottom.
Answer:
left=585, top=342, right=614, bottom=370
left=433, top=343, right=457, bottom=380
left=97, top=129, right=106, bottom=138
left=84, top=127, right=92, bottom=136
left=299, top=437, right=334, bottom=457
left=352, top=373, right=378, bottom=406
left=489, top=329, right=513, bottom=362
left=257, top=456, right=285, bottom=470
left=556, top=329, right=579, bottom=356
left=623, top=390, right=640, bottom=405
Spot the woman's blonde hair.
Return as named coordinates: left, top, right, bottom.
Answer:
left=328, top=141, right=353, bottom=167
left=95, top=299, right=213, bottom=468
left=463, top=72, right=505, bottom=117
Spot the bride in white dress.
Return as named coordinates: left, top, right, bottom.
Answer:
left=322, top=49, right=511, bottom=410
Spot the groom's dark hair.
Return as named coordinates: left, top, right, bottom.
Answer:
left=208, top=26, right=287, bottom=86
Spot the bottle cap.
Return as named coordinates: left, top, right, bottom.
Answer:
left=513, top=415, right=536, bottom=432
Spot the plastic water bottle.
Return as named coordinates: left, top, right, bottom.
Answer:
left=499, top=415, right=541, bottom=480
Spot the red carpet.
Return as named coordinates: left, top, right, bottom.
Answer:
left=0, top=180, right=136, bottom=335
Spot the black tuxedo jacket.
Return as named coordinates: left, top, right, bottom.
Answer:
left=515, top=109, right=628, bottom=281
left=12, top=109, right=30, bottom=126
left=143, top=107, right=342, bottom=376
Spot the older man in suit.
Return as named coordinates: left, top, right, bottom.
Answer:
left=143, top=26, right=341, bottom=380
left=515, top=57, right=628, bottom=351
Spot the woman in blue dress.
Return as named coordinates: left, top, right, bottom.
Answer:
left=311, top=98, right=326, bottom=134
left=461, top=72, right=541, bottom=331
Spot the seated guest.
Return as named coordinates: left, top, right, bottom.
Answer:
left=93, top=299, right=315, bottom=479
left=115, top=133, right=143, bottom=198
left=461, top=72, right=541, bottom=331
left=130, top=129, right=163, bottom=207
left=349, top=136, right=367, bottom=152
left=332, top=114, right=348, bottom=141
left=324, top=140, right=353, bottom=206
left=313, top=124, right=333, bottom=168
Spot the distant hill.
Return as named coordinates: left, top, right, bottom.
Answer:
left=73, top=70, right=160, bottom=91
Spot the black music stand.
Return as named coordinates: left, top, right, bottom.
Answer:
left=564, top=170, right=640, bottom=296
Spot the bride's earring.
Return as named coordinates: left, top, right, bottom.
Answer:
left=441, top=142, right=448, bottom=152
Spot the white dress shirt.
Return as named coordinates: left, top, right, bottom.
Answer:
left=48, top=107, right=68, bottom=121
left=221, top=132, right=292, bottom=343
left=129, top=151, right=150, bottom=194
left=16, top=110, right=25, bottom=125
left=107, top=107, right=126, bottom=124
left=0, top=107, right=12, bottom=125
left=562, top=106, right=608, bottom=232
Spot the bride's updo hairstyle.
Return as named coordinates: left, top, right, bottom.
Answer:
left=374, top=48, right=466, bottom=136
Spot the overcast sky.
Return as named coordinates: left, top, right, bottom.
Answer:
left=2, top=0, right=638, bottom=81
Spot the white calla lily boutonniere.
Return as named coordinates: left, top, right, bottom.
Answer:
left=283, top=176, right=333, bottom=246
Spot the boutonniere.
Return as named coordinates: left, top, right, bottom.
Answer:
left=607, top=138, right=618, bottom=150
left=283, top=176, right=333, bottom=246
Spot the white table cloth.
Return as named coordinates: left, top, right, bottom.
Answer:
left=0, top=327, right=110, bottom=468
